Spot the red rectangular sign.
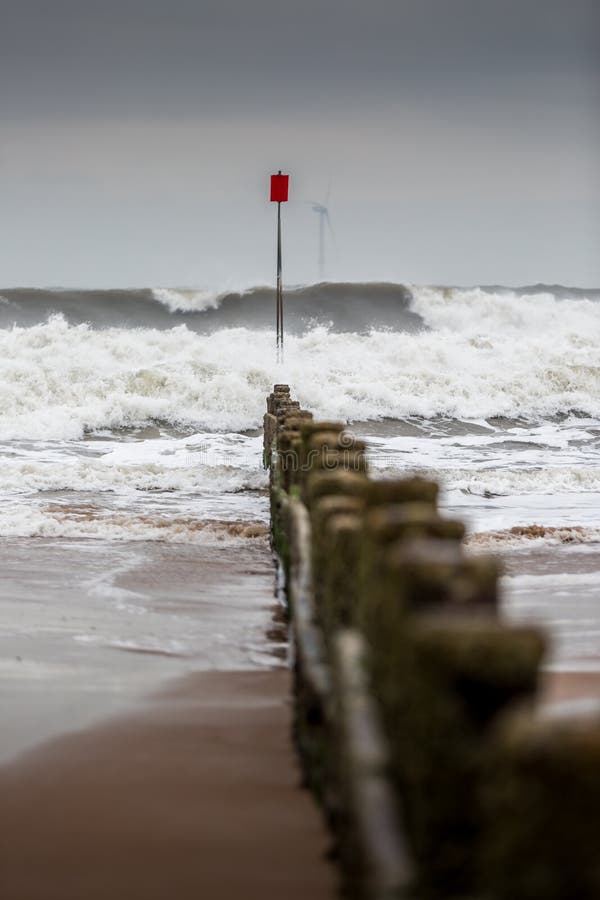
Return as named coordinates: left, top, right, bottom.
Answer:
left=270, top=173, right=289, bottom=202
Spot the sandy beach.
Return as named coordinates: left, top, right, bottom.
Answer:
left=0, top=668, right=336, bottom=900
left=0, top=534, right=276, bottom=763
left=0, top=531, right=336, bottom=900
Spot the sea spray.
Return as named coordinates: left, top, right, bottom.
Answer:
left=0, top=285, right=599, bottom=439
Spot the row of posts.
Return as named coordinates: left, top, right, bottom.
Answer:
left=264, top=383, right=600, bottom=900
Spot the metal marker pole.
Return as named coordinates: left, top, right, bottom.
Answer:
left=270, top=169, right=288, bottom=362
left=277, top=198, right=283, bottom=357
left=276, top=198, right=280, bottom=354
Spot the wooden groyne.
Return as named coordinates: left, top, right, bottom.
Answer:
left=264, top=384, right=600, bottom=900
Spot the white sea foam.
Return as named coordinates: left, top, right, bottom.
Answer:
left=0, top=502, right=269, bottom=543
left=151, top=288, right=225, bottom=313
left=382, top=466, right=600, bottom=497
left=409, top=286, right=600, bottom=335
left=0, top=433, right=267, bottom=494
left=0, top=458, right=266, bottom=494
left=0, top=287, right=599, bottom=439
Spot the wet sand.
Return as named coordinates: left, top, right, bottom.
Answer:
left=495, top=544, right=600, bottom=708
left=542, top=669, right=600, bottom=705
left=0, top=668, right=336, bottom=900
left=0, top=530, right=336, bottom=899
left=0, top=536, right=277, bottom=762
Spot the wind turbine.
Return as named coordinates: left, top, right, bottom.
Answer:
left=309, top=181, right=335, bottom=282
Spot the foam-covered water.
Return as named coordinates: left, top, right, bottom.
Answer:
left=0, top=432, right=267, bottom=542
left=1, top=285, right=600, bottom=440
left=1, top=283, right=599, bottom=521
left=0, top=281, right=599, bottom=673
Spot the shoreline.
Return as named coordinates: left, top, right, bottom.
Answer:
left=0, top=535, right=278, bottom=763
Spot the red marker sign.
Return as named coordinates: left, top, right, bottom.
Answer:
left=270, top=171, right=289, bottom=356
left=270, top=173, right=289, bottom=203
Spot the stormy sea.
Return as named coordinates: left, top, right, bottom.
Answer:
left=1, top=281, right=599, bottom=757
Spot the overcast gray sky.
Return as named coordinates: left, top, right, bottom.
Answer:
left=0, top=0, right=598, bottom=287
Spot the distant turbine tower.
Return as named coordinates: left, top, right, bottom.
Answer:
left=309, top=182, right=334, bottom=281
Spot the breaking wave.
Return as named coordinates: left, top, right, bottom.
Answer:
left=0, top=282, right=421, bottom=333
left=0, top=458, right=267, bottom=494
left=467, top=525, right=600, bottom=551
left=0, top=283, right=598, bottom=439
left=374, top=466, right=600, bottom=497
left=0, top=503, right=270, bottom=543
left=0, top=281, right=596, bottom=334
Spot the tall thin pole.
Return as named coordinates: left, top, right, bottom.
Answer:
left=271, top=168, right=287, bottom=361
left=276, top=194, right=283, bottom=358
left=276, top=199, right=281, bottom=352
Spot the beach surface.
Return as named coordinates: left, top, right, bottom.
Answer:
left=0, top=534, right=276, bottom=763
left=0, top=668, right=335, bottom=900
left=0, top=537, right=336, bottom=900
